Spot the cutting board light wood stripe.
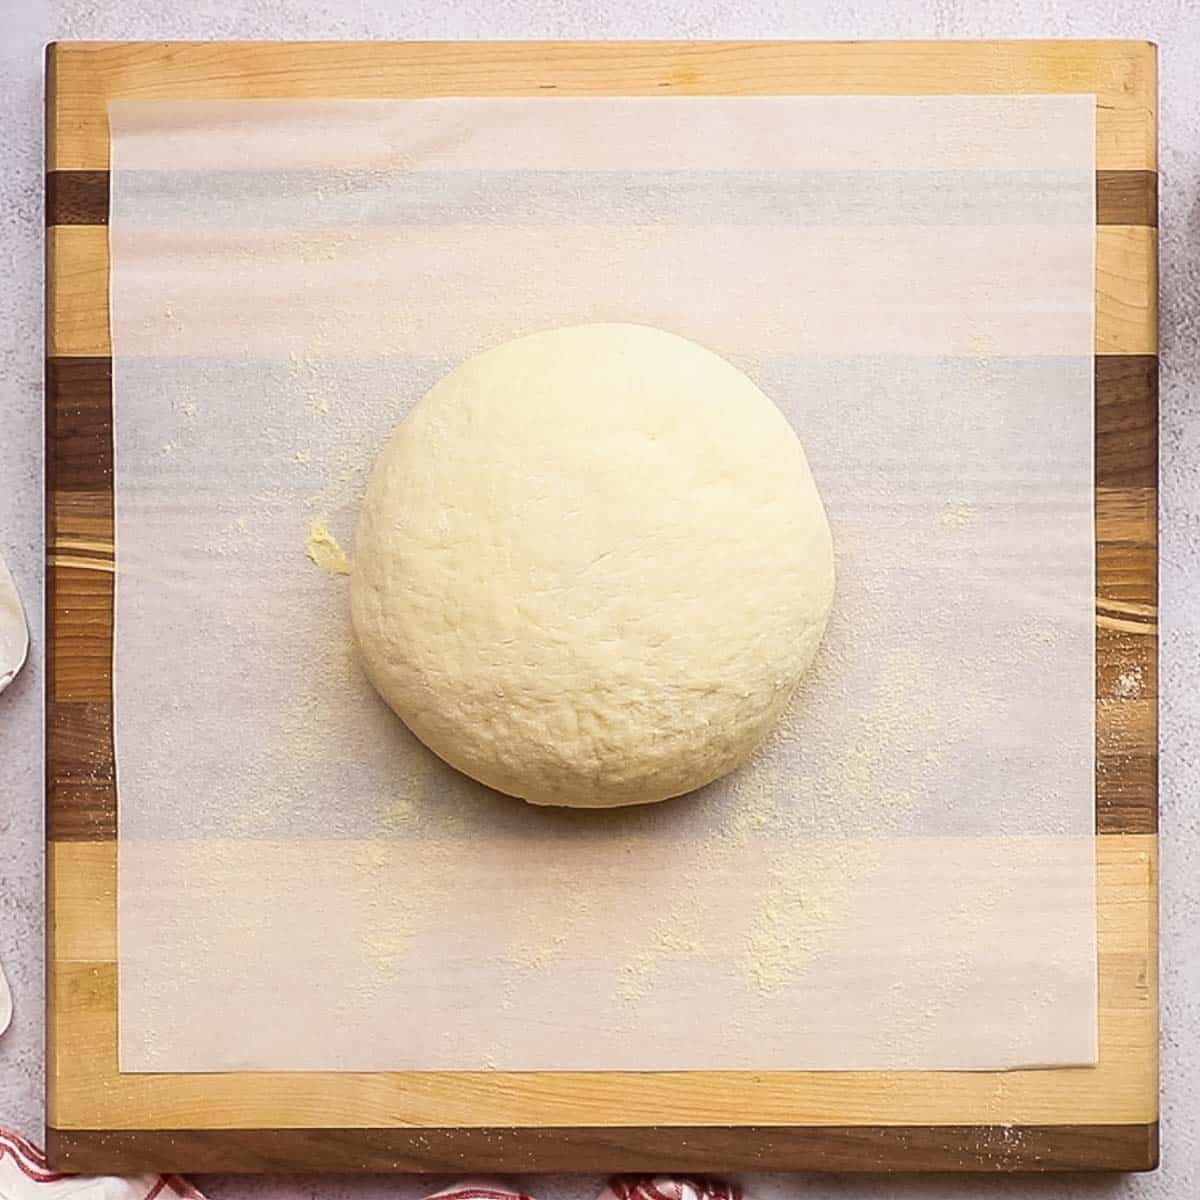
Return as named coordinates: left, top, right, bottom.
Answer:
left=46, top=836, right=1157, bottom=1131
left=45, top=222, right=1158, bottom=360
left=45, top=38, right=1159, bottom=1175
left=45, top=41, right=1158, bottom=173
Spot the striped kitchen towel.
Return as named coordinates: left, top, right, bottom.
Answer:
left=0, top=1129, right=204, bottom=1200
left=0, top=1133, right=741, bottom=1200
left=429, top=1179, right=741, bottom=1200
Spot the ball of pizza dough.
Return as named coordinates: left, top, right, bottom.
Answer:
left=350, top=323, right=834, bottom=808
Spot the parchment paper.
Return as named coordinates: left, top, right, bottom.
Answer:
left=110, top=96, right=1097, bottom=1072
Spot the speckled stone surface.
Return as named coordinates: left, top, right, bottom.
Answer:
left=3, top=1, right=1196, bottom=1195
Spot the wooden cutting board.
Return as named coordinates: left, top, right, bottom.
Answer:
left=44, top=39, right=1158, bottom=1175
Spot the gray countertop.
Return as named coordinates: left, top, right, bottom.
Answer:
left=3, top=2, right=1197, bottom=1196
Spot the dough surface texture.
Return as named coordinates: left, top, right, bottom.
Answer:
left=351, top=323, right=834, bottom=808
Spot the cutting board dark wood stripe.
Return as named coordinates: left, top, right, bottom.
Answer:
left=44, top=38, right=1159, bottom=1176
left=43, top=168, right=1160, bottom=228
left=47, top=354, right=1158, bottom=494
left=46, top=1121, right=1159, bottom=1174
left=1097, top=354, right=1158, bottom=487
left=44, top=353, right=1158, bottom=841
left=1097, top=169, right=1158, bottom=226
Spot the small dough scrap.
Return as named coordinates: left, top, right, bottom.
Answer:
left=351, top=324, right=834, bottom=808
left=306, top=518, right=350, bottom=575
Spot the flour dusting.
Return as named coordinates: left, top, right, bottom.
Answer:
left=1115, top=666, right=1144, bottom=699
left=942, top=504, right=977, bottom=527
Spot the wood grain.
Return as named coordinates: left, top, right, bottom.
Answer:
left=1097, top=542, right=1157, bottom=609
left=47, top=702, right=115, bottom=841
left=46, top=836, right=1157, bottom=1130
left=1095, top=225, right=1158, bottom=357
left=46, top=562, right=112, bottom=704
left=45, top=1122, right=1158, bottom=1174
left=43, top=168, right=1160, bottom=229
left=46, top=357, right=112, bottom=490
left=45, top=38, right=1160, bottom=1175
left=45, top=41, right=1157, bottom=173
left=1097, top=355, right=1158, bottom=488
left=46, top=170, right=108, bottom=225
left=43, top=222, right=1159, bottom=361
left=1097, top=170, right=1157, bottom=227
left=46, top=226, right=109, bottom=359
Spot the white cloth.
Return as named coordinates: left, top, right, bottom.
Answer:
left=0, top=553, right=27, bottom=695
left=0, top=1130, right=204, bottom=1200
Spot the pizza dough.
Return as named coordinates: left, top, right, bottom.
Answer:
left=351, top=323, right=834, bottom=808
